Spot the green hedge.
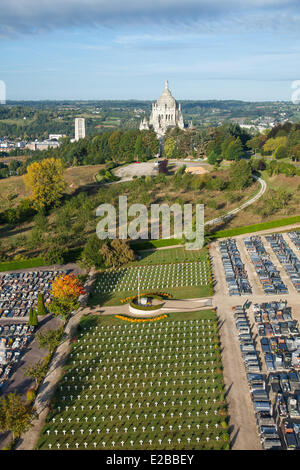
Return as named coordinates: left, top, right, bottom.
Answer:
left=0, top=257, right=47, bottom=272
left=209, top=215, right=300, bottom=239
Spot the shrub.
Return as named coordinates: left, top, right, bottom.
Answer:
left=26, top=388, right=36, bottom=404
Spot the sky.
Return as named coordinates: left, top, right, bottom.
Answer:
left=1, top=0, right=300, bottom=101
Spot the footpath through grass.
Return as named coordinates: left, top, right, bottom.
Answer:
left=36, top=311, right=230, bottom=451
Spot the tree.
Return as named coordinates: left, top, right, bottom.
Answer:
left=0, top=241, right=6, bottom=262
left=163, top=137, right=177, bottom=158
left=43, top=241, right=66, bottom=265
left=28, top=307, right=37, bottom=327
left=158, top=159, right=168, bottom=174
left=224, top=138, right=243, bottom=161
left=49, top=274, right=85, bottom=320
left=134, top=135, right=144, bottom=161
left=274, top=145, right=288, bottom=160
left=207, top=150, right=221, bottom=165
left=37, top=293, right=47, bottom=316
left=36, top=326, right=64, bottom=354
left=246, top=135, right=264, bottom=153
left=289, top=143, right=300, bottom=161
left=51, top=273, right=85, bottom=302
left=0, top=392, right=37, bottom=441
left=229, top=160, right=253, bottom=190
left=221, top=135, right=235, bottom=158
left=34, top=210, right=48, bottom=232
left=23, top=157, right=66, bottom=209
left=250, top=157, right=266, bottom=172
left=23, top=359, right=48, bottom=389
left=81, top=234, right=104, bottom=268
left=263, top=136, right=288, bottom=155
left=108, top=131, right=122, bottom=162
left=101, top=239, right=135, bottom=268
left=28, top=308, right=38, bottom=327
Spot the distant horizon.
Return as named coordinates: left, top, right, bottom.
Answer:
left=3, top=98, right=295, bottom=104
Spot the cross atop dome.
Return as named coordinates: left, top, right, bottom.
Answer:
left=165, top=80, right=169, bottom=90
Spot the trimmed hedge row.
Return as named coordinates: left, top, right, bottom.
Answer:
left=0, top=257, right=46, bottom=272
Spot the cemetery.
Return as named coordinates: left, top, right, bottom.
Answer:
left=89, top=259, right=212, bottom=307
left=36, top=310, right=230, bottom=450
left=244, top=236, right=288, bottom=295
left=0, top=270, right=66, bottom=318
left=0, top=323, right=35, bottom=388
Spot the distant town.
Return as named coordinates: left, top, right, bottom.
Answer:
left=0, top=99, right=299, bottom=155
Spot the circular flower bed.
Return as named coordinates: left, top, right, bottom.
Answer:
left=120, top=292, right=172, bottom=304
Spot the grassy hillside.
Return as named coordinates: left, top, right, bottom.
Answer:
left=211, top=172, right=300, bottom=233
left=0, top=164, right=104, bottom=209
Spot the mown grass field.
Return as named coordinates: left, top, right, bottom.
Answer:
left=36, top=311, right=230, bottom=451
left=130, top=247, right=207, bottom=265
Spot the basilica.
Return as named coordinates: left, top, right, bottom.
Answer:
left=139, top=80, right=185, bottom=138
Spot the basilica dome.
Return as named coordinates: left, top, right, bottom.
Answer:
left=139, top=80, right=185, bottom=138
left=156, top=80, right=177, bottom=108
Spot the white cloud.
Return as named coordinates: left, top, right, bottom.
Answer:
left=0, top=0, right=299, bottom=38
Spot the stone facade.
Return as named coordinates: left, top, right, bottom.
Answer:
left=140, top=80, right=185, bottom=138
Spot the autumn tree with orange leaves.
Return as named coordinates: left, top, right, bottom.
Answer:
left=48, top=274, right=85, bottom=321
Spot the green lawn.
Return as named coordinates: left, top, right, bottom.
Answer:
left=130, top=247, right=207, bottom=266
left=36, top=311, right=230, bottom=451
left=0, top=257, right=46, bottom=272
